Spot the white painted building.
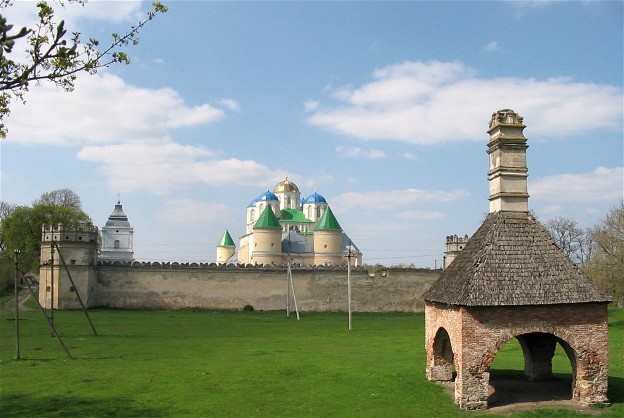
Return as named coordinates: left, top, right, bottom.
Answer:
left=100, top=200, right=134, bottom=262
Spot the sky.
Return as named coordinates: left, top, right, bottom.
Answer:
left=1, top=0, right=622, bottom=268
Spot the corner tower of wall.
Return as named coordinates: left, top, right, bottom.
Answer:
left=39, top=223, right=99, bottom=309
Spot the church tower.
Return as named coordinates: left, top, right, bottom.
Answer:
left=302, top=192, right=328, bottom=223
left=100, top=200, right=134, bottom=263
left=273, top=176, right=301, bottom=211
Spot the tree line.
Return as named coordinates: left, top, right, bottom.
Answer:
left=543, top=206, right=624, bottom=306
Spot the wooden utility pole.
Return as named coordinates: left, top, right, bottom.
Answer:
left=14, top=250, right=20, bottom=360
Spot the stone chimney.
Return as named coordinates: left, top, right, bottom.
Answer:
left=487, top=109, right=529, bottom=213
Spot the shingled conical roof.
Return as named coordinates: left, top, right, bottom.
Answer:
left=423, top=211, right=611, bottom=306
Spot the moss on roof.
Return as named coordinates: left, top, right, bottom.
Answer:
left=253, top=205, right=281, bottom=229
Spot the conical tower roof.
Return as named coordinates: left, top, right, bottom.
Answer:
left=218, top=230, right=235, bottom=247
left=423, top=211, right=611, bottom=306
left=314, top=206, right=342, bottom=231
left=253, top=205, right=281, bottom=229
left=105, top=201, right=131, bottom=228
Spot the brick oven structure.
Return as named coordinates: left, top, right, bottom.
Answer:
left=423, top=109, right=611, bottom=410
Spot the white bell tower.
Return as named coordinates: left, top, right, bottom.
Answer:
left=100, top=199, right=135, bottom=262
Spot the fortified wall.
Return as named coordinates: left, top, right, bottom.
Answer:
left=39, top=225, right=440, bottom=312
left=93, top=263, right=439, bottom=312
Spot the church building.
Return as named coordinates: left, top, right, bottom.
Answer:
left=218, top=177, right=362, bottom=267
left=100, top=200, right=135, bottom=262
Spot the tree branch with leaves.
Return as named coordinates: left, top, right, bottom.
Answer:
left=0, top=0, right=167, bottom=138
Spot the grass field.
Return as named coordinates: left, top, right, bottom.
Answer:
left=1, top=301, right=622, bottom=417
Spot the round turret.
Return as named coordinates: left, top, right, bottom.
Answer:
left=313, top=206, right=344, bottom=266
left=216, top=230, right=236, bottom=264
left=252, top=206, right=282, bottom=265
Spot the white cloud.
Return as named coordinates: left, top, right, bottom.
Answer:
left=396, top=210, right=446, bottom=221
left=531, top=166, right=624, bottom=203
left=336, top=146, right=386, bottom=160
left=484, top=41, right=500, bottom=51
left=218, top=99, right=241, bottom=111
left=403, top=152, right=417, bottom=160
left=304, top=99, right=320, bottom=111
left=6, top=72, right=225, bottom=146
left=155, top=199, right=232, bottom=224
left=331, top=188, right=469, bottom=213
left=77, top=142, right=281, bottom=194
left=307, top=60, right=622, bottom=144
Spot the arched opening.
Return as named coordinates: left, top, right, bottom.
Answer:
left=430, top=327, right=455, bottom=382
left=487, top=332, right=576, bottom=408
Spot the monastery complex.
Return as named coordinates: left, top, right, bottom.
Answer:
left=219, top=178, right=362, bottom=267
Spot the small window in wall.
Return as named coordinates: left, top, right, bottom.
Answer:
left=250, top=209, right=255, bottom=222
left=70, top=259, right=76, bottom=265
left=70, top=286, right=75, bottom=292
left=287, top=197, right=292, bottom=208
left=46, top=286, right=51, bottom=292
left=316, top=207, right=321, bottom=219
left=114, top=240, right=120, bottom=249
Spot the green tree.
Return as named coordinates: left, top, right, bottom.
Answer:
left=584, top=202, right=624, bottom=306
left=0, top=190, right=90, bottom=284
left=0, top=0, right=167, bottom=137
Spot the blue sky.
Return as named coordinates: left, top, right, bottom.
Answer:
left=2, top=0, right=622, bottom=267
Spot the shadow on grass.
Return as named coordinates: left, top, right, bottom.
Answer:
left=487, top=371, right=624, bottom=409
left=1, top=394, right=174, bottom=417
left=488, top=370, right=572, bottom=408
left=608, top=375, right=624, bottom=405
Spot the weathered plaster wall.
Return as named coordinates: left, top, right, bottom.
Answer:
left=92, top=266, right=439, bottom=312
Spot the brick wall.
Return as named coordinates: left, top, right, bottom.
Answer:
left=425, top=302, right=609, bottom=409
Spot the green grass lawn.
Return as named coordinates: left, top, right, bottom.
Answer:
left=1, top=305, right=622, bottom=417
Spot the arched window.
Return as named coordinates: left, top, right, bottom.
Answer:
left=250, top=209, right=255, bottom=222
left=114, top=240, right=120, bottom=249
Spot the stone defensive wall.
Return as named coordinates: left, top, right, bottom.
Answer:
left=92, top=262, right=440, bottom=312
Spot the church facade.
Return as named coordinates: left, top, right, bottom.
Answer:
left=218, top=177, right=362, bottom=267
